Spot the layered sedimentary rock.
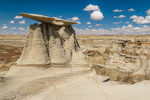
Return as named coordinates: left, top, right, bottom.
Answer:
left=104, top=39, right=150, bottom=76
left=17, top=23, right=50, bottom=65
left=105, top=53, right=141, bottom=72
left=133, top=59, right=150, bottom=75
left=19, top=13, right=77, bottom=26
left=0, top=13, right=91, bottom=100
left=16, top=13, right=82, bottom=65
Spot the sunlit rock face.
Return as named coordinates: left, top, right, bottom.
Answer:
left=105, top=39, right=150, bottom=74
left=105, top=53, right=141, bottom=72
left=16, top=13, right=83, bottom=65
left=17, top=23, right=80, bottom=65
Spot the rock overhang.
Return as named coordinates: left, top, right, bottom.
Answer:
left=19, top=13, right=78, bottom=26
left=16, top=13, right=88, bottom=66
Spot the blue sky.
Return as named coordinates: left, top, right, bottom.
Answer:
left=0, top=0, right=150, bottom=35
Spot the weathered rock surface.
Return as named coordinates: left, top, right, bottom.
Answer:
left=19, top=13, right=78, bottom=26
left=105, top=53, right=141, bottom=72
left=133, top=59, right=150, bottom=75
left=0, top=76, right=3, bottom=82
left=104, top=40, right=150, bottom=73
left=0, top=13, right=91, bottom=100
left=17, top=23, right=50, bottom=65
left=16, top=13, right=82, bottom=65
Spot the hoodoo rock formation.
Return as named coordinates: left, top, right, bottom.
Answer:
left=0, top=13, right=91, bottom=100
left=1, top=18, right=150, bottom=100
left=16, top=13, right=81, bottom=65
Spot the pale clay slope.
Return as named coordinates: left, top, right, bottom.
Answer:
left=0, top=66, right=150, bottom=100
left=16, top=23, right=79, bottom=65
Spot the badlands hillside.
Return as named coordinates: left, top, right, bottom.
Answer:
left=1, top=35, right=150, bottom=83
left=77, top=35, right=150, bottom=83
left=0, top=35, right=150, bottom=100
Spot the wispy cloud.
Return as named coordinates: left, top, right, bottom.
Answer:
left=128, top=8, right=135, bottom=11
left=14, top=16, right=23, bottom=19
left=18, top=20, right=26, bottom=24
left=113, top=21, right=122, bottom=24
left=9, top=20, right=14, bottom=23
left=10, top=27, right=16, bottom=29
left=125, top=21, right=130, bottom=24
left=114, top=15, right=126, bottom=18
left=95, top=24, right=102, bottom=26
left=87, top=22, right=92, bottom=24
left=113, top=9, right=124, bottom=12
left=1, top=26, right=7, bottom=29
left=83, top=4, right=100, bottom=11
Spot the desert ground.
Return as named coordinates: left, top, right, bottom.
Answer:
left=0, top=35, right=150, bottom=100
left=1, top=35, right=150, bottom=75
left=1, top=35, right=150, bottom=80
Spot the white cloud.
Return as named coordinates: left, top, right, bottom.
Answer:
left=1, top=31, right=8, bottom=35
left=118, top=15, right=126, bottom=18
left=128, top=24, right=133, bottom=27
left=125, top=21, right=130, bottom=24
left=20, top=32, right=28, bottom=35
left=128, top=8, right=135, bottom=11
left=83, top=4, right=104, bottom=21
left=113, top=9, right=124, bottom=12
left=130, top=15, right=138, bottom=19
left=95, top=24, right=102, bottom=26
left=76, top=21, right=81, bottom=24
left=72, top=17, right=79, bottom=21
left=146, top=9, right=150, bottom=15
left=18, top=20, right=26, bottom=24
left=90, top=10, right=104, bottom=20
left=14, top=16, right=23, bottom=19
left=87, top=22, right=91, bottom=24
left=132, top=16, right=150, bottom=24
left=111, top=25, right=150, bottom=35
left=3, top=24, right=6, bottom=25
left=24, top=30, right=29, bottom=31
left=74, top=27, right=115, bottom=35
left=88, top=26, right=92, bottom=27
left=2, top=14, right=4, bottom=15
left=10, top=27, right=16, bottom=29
left=59, top=16, right=62, bottom=17
left=19, top=27, right=24, bottom=31
left=83, top=4, right=100, bottom=11
left=9, top=20, right=14, bottom=23
left=114, top=16, right=117, bottom=18
left=113, top=21, right=122, bottom=24
left=13, top=32, right=17, bottom=35
left=114, top=15, right=126, bottom=18
left=2, top=26, right=7, bottom=28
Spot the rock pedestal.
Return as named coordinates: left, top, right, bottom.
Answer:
left=16, top=13, right=85, bottom=66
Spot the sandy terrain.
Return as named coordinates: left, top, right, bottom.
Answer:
left=1, top=65, right=150, bottom=100
left=0, top=35, right=150, bottom=100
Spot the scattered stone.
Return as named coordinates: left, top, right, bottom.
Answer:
left=0, top=77, right=3, bottom=82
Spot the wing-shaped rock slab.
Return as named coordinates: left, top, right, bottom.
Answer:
left=19, top=13, right=78, bottom=26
